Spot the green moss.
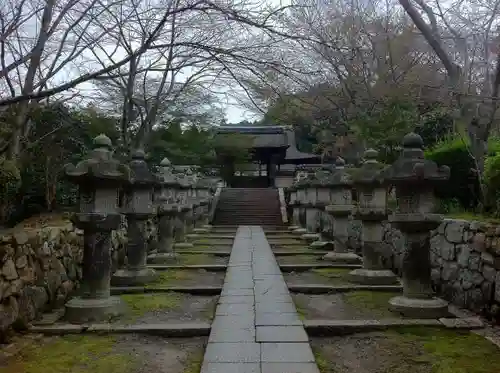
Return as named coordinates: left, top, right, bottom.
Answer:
left=313, top=268, right=351, bottom=277
left=278, top=255, right=322, bottom=264
left=182, top=350, right=204, bottom=373
left=386, top=327, right=500, bottom=373
left=120, top=292, right=182, bottom=321
left=446, top=212, right=500, bottom=224
left=0, top=335, right=136, bottom=373
left=295, top=304, right=307, bottom=320
left=312, top=268, right=351, bottom=284
left=269, top=239, right=301, bottom=245
left=195, top=238, right=232, bottom=244
left=312, top=345, right=338, bottom=373
left=147, top=270, right=189, bottom=287
left=344, top=291, right=396, bottom=318
left=179, top=253, right=216, bottom=265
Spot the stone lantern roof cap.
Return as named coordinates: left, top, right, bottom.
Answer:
left=128, top=148, right=157, bottom=187
left=64, top=134, right=130, bottom=185
left=160, top=157, right=171, bottom=167
left=323, top=157, right=353, bottom=188
left=381, top=132, right=450, bottom=185
left=351, top=148, right=386, bottom=186
left=156, top=158, right=179, bottom=187
left=174, top=167, right=193, bottom=188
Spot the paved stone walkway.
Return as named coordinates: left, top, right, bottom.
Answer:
left=201, top=226, right=320, bottom=373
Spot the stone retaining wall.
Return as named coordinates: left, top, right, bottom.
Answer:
left=0, top=222, right=128, bottom=338
left=349, top=218, right=500, bottom=315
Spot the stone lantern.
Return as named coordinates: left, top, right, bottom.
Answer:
left=309, top=169, right=336, bottom=250
left=292, top=170, right=309, bottom=235
left=111, top=149, right=158, bottom=286
left=64, top=134, right=129, bottom=323
left=148, top=157, right=180, bottom=263
left=323, top=157, right=360, bottom=263
left=304, top=173, right=319, bottom=234
left=348, top=149, right=398, bottom=285
left=173, top=167, right=194, bottom=249
left=286, top=184, right=299, bottom=231
left=186, top=168, right=200, bottom=232
left=382, top=133, right=450, bottom=318
left=192, top=175, right=212, bottom=233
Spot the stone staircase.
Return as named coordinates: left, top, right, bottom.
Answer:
left=212, top=188, right=284, bottom=226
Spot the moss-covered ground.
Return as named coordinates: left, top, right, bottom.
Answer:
left=312, top=268, right=352, bottom=284
left=276, top=254, right=324, bottom=264
left=312, top=327, right=500, bottom=373
left=0, top=336, right=136, bottom=373
left=120, top=292, right=182, bottom=322
left=343, top=291, right=397, bottom=318
left=146, top=270, right=190, bottom=287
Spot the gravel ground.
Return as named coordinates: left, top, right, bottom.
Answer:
left=292, top=293, right=402, bottom=320
left=311, top=334, right=430, bottom=373
left=116, top=336, right=206, bottom=373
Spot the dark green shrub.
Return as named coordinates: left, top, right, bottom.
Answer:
left=425, top=137, right=480, bottom=209
left=484, top=146, right=500, bottom=216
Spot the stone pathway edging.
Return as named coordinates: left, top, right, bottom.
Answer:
left=201, top=226, right=320, bottom=373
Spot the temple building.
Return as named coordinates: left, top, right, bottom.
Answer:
left=214, top=125, right=321, bottom=188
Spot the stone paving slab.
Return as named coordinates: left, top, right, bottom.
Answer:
left=201, top=226, right=321, bottom=373
left=256, top=326, right=308, bottom=342
left=261, top=363, right=320, bottom=373
left=201, top=363, right=261, bottom=373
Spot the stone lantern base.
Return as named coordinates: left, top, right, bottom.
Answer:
left=323, top=251, right=360, bottom=263
left=292, top=228, right=307, bottom=235
left=389, top=295, right=449, bottom=319
left=202, top=224, right=212, bottom=230
left=309, top=240, right=334, bottom=250
left=147, top=252, right=178, bottom=264
left=111, top=267, right=158, bottom=286
left=65, top=296, right=124, bottom=324
left=348, top=268, right=399, bottom=285
left=174, top=242, right=194, bottom=249
left=301, top=233, right=320, bottom=243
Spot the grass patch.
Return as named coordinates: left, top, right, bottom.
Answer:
left=120, top=292, right=182, bottom=322
left=344, top=291, right=396, bottom=318
left=0, top=335, right=136, bottom=373
left=386, top=327, right=500, bottom=373
left=147, top=270, right=189, bottom=287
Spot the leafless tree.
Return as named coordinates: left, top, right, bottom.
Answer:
left=0, top=0, right=324, bottom=161
left=397, top=0, right=500, bottom=182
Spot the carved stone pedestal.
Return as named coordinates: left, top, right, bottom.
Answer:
left=174, top=205, right=194, bottom=249
left=148, top=205, right=178, bottom=264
